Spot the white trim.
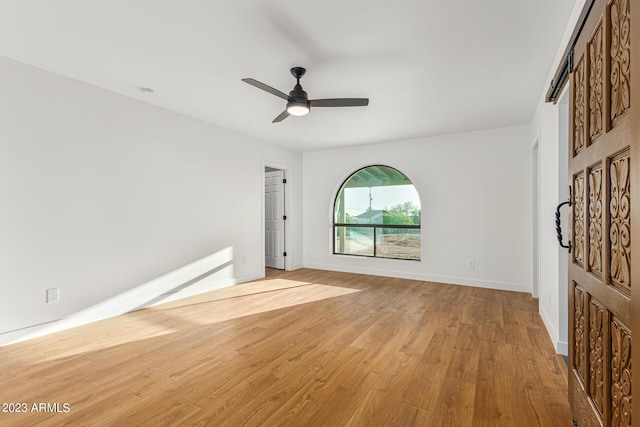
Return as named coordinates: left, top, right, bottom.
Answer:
left=539, top=303, right=567, bottom=355
left=303, top=262, right=530, bottom=293
left=557, top=341, right=569, bottom=356
left=0, top=268, right=262, bottom=347
left=539, top=304, right=558, bottom=349
left=531, top=137, right=541, bottom=299
left=557, top=84, right=570, bottom=354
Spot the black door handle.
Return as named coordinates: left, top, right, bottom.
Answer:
left=555, top=188, right=572, bottom=252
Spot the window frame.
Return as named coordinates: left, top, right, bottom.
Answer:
left=332, top=165, right=421, bottom=261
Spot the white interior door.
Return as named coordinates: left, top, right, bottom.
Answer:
left=265, top=170, right=285, bottom=269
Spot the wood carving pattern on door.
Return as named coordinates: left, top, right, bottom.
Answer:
left=575, top=284, right=587, bottom=385
left=610, top=0, right=631, bottom=123
left=590, top=21, right=605, bottom=141
left=575, top=173, right=586, bottom=265
left=610, top=317, right=632, bottom=427
left=568, top=0, right=635, bottom=424
left=589, top=166, right=604, bottom=276
left=590, top=298, right=606, bottom=418
left=575, top=56, right=587, bottom=156
left=610, top=152, right=631, bottom=292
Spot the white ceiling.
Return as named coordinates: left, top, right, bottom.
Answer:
left=0, top=1, right=577, bottom=152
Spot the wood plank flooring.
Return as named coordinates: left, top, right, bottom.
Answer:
left=0, top=268, right=571, bottom=426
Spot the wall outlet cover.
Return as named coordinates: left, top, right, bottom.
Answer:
left=46, top=288, right=59, bottom=303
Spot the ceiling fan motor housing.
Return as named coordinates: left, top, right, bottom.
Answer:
left=288, top=83, right=310, bottom=111
left=287, top=67, right=310, bottom=113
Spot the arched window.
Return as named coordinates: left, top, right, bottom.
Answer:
left=334, top=165, right=421, bottom=260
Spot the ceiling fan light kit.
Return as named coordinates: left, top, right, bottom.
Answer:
left=287, top=103, right=310, bottom=116
left=242, top=66, right=369, bottom=123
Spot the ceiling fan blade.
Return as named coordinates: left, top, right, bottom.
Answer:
left=272, top=110, right=290, bottom=123
left=242, top=78, right=289, bottom=100
left=310, top=98, right=369, bottom=107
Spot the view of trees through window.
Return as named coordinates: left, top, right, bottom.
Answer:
left=334, top=165, right=421, bottom=260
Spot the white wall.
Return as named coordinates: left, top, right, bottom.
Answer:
left=0, top=56, right=302, bottom=345
left=530, top=0, right=586, bottom=355
left=303, top=125, right=533, bottom=293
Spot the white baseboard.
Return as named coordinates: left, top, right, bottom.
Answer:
left=290, top=263, right=304, bottom=271
left=556, top=340, right=569, bottom=356
left=302, top=263, right=568, bottom=356
left=0, top=271, right=263, bottom=347
left=302, top=262, right=531, bottom=293
left=539, top=305, right=568, bottom=355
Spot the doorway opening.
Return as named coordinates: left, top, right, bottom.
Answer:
left=264, top=166, right=288, bottom=271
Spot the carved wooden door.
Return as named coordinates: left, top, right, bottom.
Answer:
left=568, top=0, right=638, bottom=426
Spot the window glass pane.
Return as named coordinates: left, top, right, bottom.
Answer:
left=333, top=165, right=421, bottom=260
left=376, top=228, right=421, bottom=260
left=334, top=226, right=374, bottom=256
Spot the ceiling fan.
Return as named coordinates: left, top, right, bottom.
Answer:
left=242, top=67, right=369, bottom=123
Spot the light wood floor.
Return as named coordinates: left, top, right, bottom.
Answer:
left=0, top=268, right=571, bottom=426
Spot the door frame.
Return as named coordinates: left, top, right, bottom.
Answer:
left=557, top=86, right=570, bottom=357
left=262, top=162, right=291, bottom=272
left=531, top=137, right=541, bottom=300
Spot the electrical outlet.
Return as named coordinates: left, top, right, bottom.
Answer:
left=46, top=288, right=59, bottom=303
left=467, top=259, right=475, bottom=269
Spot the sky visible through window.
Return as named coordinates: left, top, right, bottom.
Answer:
left=344, top=185, right=421, bottom=217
